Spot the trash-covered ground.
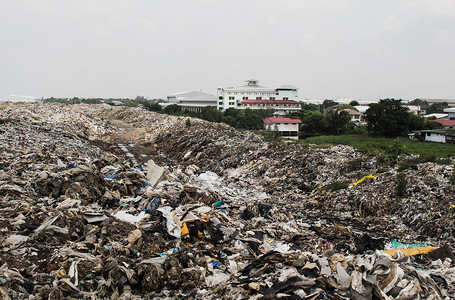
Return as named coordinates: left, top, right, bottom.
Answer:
left=1, top=103, right=455, bottom=299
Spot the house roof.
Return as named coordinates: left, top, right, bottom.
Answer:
left=423, top=113, right=448, bottom=119
left=420, top=130, right=447, bottom=134
left=241, top=99, right=300, bottom=104
left=167, top=91, right=216, bottom=99
left=341, top=108, right=361, bottom=115
left=277, top=85, right=298, bottom=90
left=426, top=120, right=455, bottom=126
left=217, top=80, right=298, bottom=93
left=263, top=117, right=302, bottom=124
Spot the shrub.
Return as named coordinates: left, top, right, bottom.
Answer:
left=399, top=152, right=447, bottom=171
left=385, top=138, right=406, bottom=162
left=398, top=162, right=416, bottom=172
left=419, top=152, right=438, bottom=163
left=347, top=159, right=363, bottom=172
left=327, top=181, right=349, bottom=191
left=396, top=172, right=407, bottom=197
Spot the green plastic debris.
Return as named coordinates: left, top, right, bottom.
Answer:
left=392, top=239, right=427, bottom=249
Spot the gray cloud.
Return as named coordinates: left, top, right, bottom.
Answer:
left=1, top=0, right=454, bottom=101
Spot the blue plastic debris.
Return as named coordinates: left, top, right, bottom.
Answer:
left=211, top=260, right=221, bottom=269
left=214, top=201, right=226, bottom=208
left=150, top=198, right=160, bottom=210
left=104, top=174, right=119, bottom=179
left=67, top=161, right=78, bottom=168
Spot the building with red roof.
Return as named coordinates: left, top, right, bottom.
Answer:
left=217, top=80, right=300, bottom=114
left=240, top=99, right=301, bottom=116
left=425, top=120, right=455, bottom=129
left=263, top=117, right=302, bottom=140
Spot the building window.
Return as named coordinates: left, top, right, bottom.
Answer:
left=229, top=96, right=235, bottom=100
left=218, top=102, right=223, bottom=105
left=229, top=102, right=234, bottom=105
left=243, top=97, right=248, bottom=100
left=270, top=97, right=275, bottom=100
left=283, top=97, right=289, bottom=100
left=219, top=96, right=223, bottom=100
left=256, top=97, right=262, bottom=100
left=284, top=123, right=288, bottom=125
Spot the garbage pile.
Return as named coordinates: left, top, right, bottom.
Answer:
left=0, top=103, right=454, bottom=299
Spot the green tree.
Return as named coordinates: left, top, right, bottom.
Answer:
left=200, top=106, right=223, bottom=123
left=408, top=113, right=425, bottom=132
left=163, top=104, right=182, bottom=114
left=337, top=104, right=358, bottom=111
left=424, top=120, right=444, bottom=130
left=135, top=95, right=147, bottom=102
left=300, top=103, right=319, bottom=112
left=364, top=99, right=410, bottom=137
left=321, top=99, right=339, bottom=111
left=323, top=110, right=350, bottom=135
left=349, top=100, right=360, bottom=106
left=426, top=102, right=448, bottom=114
left=396, top=172, right=407, bottom=197
left=300, top=111, right=325, bottom=136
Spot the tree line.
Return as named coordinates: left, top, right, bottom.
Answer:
left=44, top=96, right=443, bottom=139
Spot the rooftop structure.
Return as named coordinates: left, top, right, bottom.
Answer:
left=217, top=80, right=299, bottom=111
left=165, top=91, right=217, bottom=112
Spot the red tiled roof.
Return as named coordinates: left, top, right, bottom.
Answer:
left=426, top=120, right=455, bottom=126
left=241, top=99, right=301, bottom=104
left=263, top=117, right=302, bottom=124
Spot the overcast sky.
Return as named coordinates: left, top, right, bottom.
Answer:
left=1, top=0, right=455, bottom=101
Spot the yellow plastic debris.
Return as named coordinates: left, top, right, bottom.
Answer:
left=382, top=246, right=436, bottom=257
left=181, top=222, right=189, bottom=236
left=351, top=174, right=376, bottom=186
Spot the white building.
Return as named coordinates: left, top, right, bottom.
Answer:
left=165, top=91, right=217, bottom=112
left=263, top=117, right=301, bottom=140
left=217, top=80, right=299, bottom=111
left=341, top=108, right=362, bottom=122
left=421, top=130, right=447, bottom=143
left=240, top=99, right=301, bottom=116
left=443, top=108, right=455, bottom=120
left=423, top=113, right=448, bottom=120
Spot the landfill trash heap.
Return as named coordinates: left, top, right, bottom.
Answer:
left=1, top=103, right=455, bottom=299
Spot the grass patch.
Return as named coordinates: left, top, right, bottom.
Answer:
left=258, top=131, right=282, bottom=142
left=301, top=135, right=455, bottom=158
left=398, top=152, right=452, bottom=171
